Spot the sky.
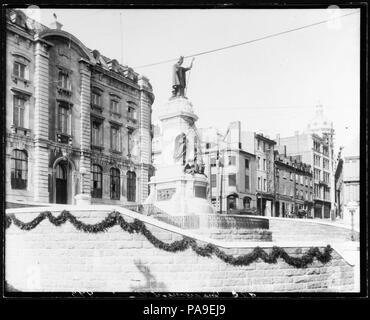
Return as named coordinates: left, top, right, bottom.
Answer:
left=22, top=7, right=361, bottom=157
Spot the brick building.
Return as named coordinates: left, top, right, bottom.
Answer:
left=6, top=9, right=154, bottom=206
left=274, top=152, right=314, bottom=217
left=276, top=106, right=335, bottom=219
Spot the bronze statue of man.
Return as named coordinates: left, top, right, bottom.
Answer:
left=172, top=56, right=194, bottom=98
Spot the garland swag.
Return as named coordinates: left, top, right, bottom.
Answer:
left=5, top=210, right=333, bottom=268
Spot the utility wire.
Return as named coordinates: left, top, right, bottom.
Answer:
left=133, top=10, right=359, bottom=69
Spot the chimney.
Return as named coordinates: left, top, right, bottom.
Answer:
left=284, top=145, right=287, bottom=157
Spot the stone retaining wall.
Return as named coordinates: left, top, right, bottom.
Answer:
left=5, top=207, right=354, bottom=292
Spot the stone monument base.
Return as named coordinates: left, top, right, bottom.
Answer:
left=145, top=172, right=215, bottom=216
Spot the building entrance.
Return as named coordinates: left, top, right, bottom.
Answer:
left=55, top=163, right=67, bottom=204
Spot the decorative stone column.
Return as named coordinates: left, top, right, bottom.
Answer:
left=33, top=39, right=51, bottom=203
left=74, top=59, right=91, bottom=205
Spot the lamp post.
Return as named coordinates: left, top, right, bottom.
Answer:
left=347, top=201, right=357, bottom=241
left=80, top=166, right=87, bottom=194
left=74, top=166, right=91, bottom=205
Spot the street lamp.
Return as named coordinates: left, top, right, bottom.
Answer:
left=79, top=166, right=88, bottom=195
left=347, top=201, right=357, bottom=241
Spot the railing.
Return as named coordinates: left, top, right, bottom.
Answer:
left=206, top=215, right=269, bottom=229
left=122, top=204, right=166, bottom=216
left=122, top=204, right=269, bottom=230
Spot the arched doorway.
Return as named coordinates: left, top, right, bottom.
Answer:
left=52, top=157, right=76, bottom=205
left=243, top=196, right=251, bottom=209
left=55, top=162, right=67, bottom=204
left=227, top=193, right=238, bottom=212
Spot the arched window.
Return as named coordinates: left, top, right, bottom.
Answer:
left=243, top=197, right=251, bottom=209
left=11, top=149, right=27, bottom=189
left=127, top=171, right=136, bottom=202
left=227, top=194, right=238, bottom=211
left=91, top=164, right=103, bottom=198
left=110, top=168, right=120, bottom=200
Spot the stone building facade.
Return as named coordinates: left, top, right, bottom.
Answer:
left=335, top=154, right=360, bottom=227
left=6, top=9, right=154, bottom=206
left=241, top=131, right=276, bottom=216
left=198, top=122, right=257, bottom=213
left=274, top=152, right=314, bottom=217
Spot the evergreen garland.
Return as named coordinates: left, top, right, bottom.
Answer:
left=6, top=210, right=333, bottom=268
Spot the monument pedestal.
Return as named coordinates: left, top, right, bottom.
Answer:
left=145, top=97, right=215, bottom=216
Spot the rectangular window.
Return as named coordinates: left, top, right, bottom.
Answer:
left=127, top=105, right=137, bottom=120
left=245, top=175, right=250, bottom=191
left=58, top=103, right=70, bottom=134
left=263, top=159, right=266, bottom=171
left=13, top=61, right=26, bottom=79
left=263, top=179, right=266, bottom=191
left=127, top=129, right=133, bottom=155
left=211, top=174, right=217, bottom=188
left=91, top=120, right=103, bottom=146
left=110, top=100, right=120, bottom=114
left=245, top=159, right=249, bottom=169
left=13, top=96, right=25, bottom=127
left=11, top=150, right=28, bottom=189
left=324, top=172, right=330, bottom=183
left=110, top=168, right=121, bottom=200
left=258, top=177, right=261, bottom=190
left=111, top=126, right=120, bottom=151
left=92, top=92, right=102, bottom=107
left=323, top=146, right=329, bottom=156
left=91, top=165, right=102, bottom=198
left=257, top=156, right=260, bottom=169
left=58, top=71, right=71, bottom=90
left=228, top=174, right=236, bottom=187
left=228, top=155, right=236, bottom=166
left=323, top=158, right=330, bottom=170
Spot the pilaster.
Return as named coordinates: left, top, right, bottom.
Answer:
left=79, top=60, right=91, bottom=194
left=139, top=80, right=153, bottom=203
left=33, top=40, right=50, bottom=202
